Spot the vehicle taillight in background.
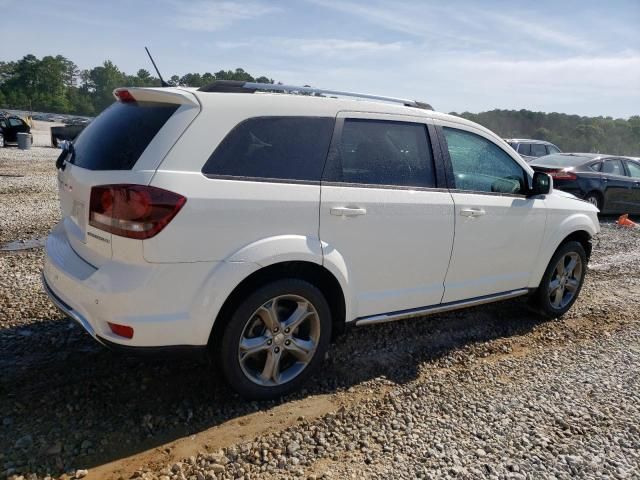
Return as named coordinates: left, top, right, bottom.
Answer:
left=89, top=184, right=186, bottom=239
left=547, top=169, right=577, bottom=180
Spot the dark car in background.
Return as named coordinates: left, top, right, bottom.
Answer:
left=505, top=139, right=562, bottom=162
left=530, top=153, right=640, bottom=214
left=0, top=114, right=30, bottom=147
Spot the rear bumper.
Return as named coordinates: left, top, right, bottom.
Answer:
left=42, top=222, right=239, bottom=349
left=42, top=272, right=104, bottom=345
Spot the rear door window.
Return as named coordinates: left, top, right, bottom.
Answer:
left=530, top=144, right=547, bottom=157
left=202, top=117, right=334, bottom=183
left=324, top=119, right=435, bottom=188
left=70, top=101, right=178, bottom=170
left=602, top=159, right=624, bottom=176
left=518, top=143, right=531, bottom=156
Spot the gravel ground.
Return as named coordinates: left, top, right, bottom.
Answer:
left=0, top=148, right=639, bottom=480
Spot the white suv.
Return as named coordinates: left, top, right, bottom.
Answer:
left=43, top=82, right=600, bottom=399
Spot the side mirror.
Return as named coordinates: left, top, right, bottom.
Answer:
left=529, top=172, right=552, bottom=196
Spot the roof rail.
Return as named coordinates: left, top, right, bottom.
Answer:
left=197, top=80, right=433, bottom=110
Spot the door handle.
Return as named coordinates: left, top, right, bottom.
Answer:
left=460, top=208, right=486, bottom=218
left=330, top=206, right=367, bottom=217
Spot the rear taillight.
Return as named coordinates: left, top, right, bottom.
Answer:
left=548, top=169, right=577, bottom=180
left=89, top=184, right=186, bottom=239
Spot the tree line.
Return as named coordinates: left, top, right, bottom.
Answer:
left=0, top=54, right=638, bottom=155
left=455, top=109, right=640, bottom=156
left=0, top=54, right=273, bottom=116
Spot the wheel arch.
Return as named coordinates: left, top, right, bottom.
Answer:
left=529, top=220, right=595, bottom=289
left=208, top=261, right=347, bottom=349
left=584, top=190, right=604, bottom=210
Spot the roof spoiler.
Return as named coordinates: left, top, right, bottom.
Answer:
left=112, top=87, right=199, bottom=107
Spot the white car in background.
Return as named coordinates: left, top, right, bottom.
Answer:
left=43, top=82, right=600, bottom=399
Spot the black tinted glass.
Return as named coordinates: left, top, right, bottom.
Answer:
left=203, top=117, right=334, bottom=182
left=325, top=119, right=435, bottom=188
left=71, top=101, right=178, bottom=170
left=518, top=143, right=531, bottom=156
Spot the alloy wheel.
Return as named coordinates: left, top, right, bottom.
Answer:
left=586, top=196, right=599, bottom=207
left=238, top=294, right=320, bottom=386
left=548, top=252, right=583, bottom=309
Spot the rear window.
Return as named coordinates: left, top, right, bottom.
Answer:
left=70, top=101, right=178, bottom=170
left=202, top=117, right=335, bottom=183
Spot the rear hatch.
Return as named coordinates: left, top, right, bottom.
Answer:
left=56, top=87, right=199, bottom=266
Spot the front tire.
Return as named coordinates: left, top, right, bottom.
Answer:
left=218, top=279, right=332, bottom=400
left=532, top=241, right=587, bottom=318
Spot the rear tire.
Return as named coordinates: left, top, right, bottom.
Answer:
left=217, top=278, right=332, bottom=400
left=584, top=191, right=602, bottom=211
left=532, top=241, right=587, bottom=318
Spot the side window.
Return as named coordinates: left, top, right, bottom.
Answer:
left=8, top=118, right=24, bottom=127
left=443, top=127, right=526, bottom=194
left=202, top=117, right=335, bottom=182
left=547, top=145, right=561, bottom=154
left=530, top=144, right=547, bottom=157
left=518, top=143, right=531, bottom=156
left=602, top=159, right=624, bottom=176
left=325, top=119, right=435, bottom=188
left=589, top=162, right=602, bottom=172
left=626, top=161, right=640, bottom=178
left=0, top=119, right=6, bottom=128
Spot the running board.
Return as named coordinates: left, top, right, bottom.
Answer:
left=354, top=289, right=529, bottom=327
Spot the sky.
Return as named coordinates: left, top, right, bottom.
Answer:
left=1, top=0, right=639, bottom=118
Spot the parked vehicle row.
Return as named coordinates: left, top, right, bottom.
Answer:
left=43, top=81, right=599, bottom=399
left=530, top=153, right=640, bottom=214
left=506, top=138, right=562, bottom=162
